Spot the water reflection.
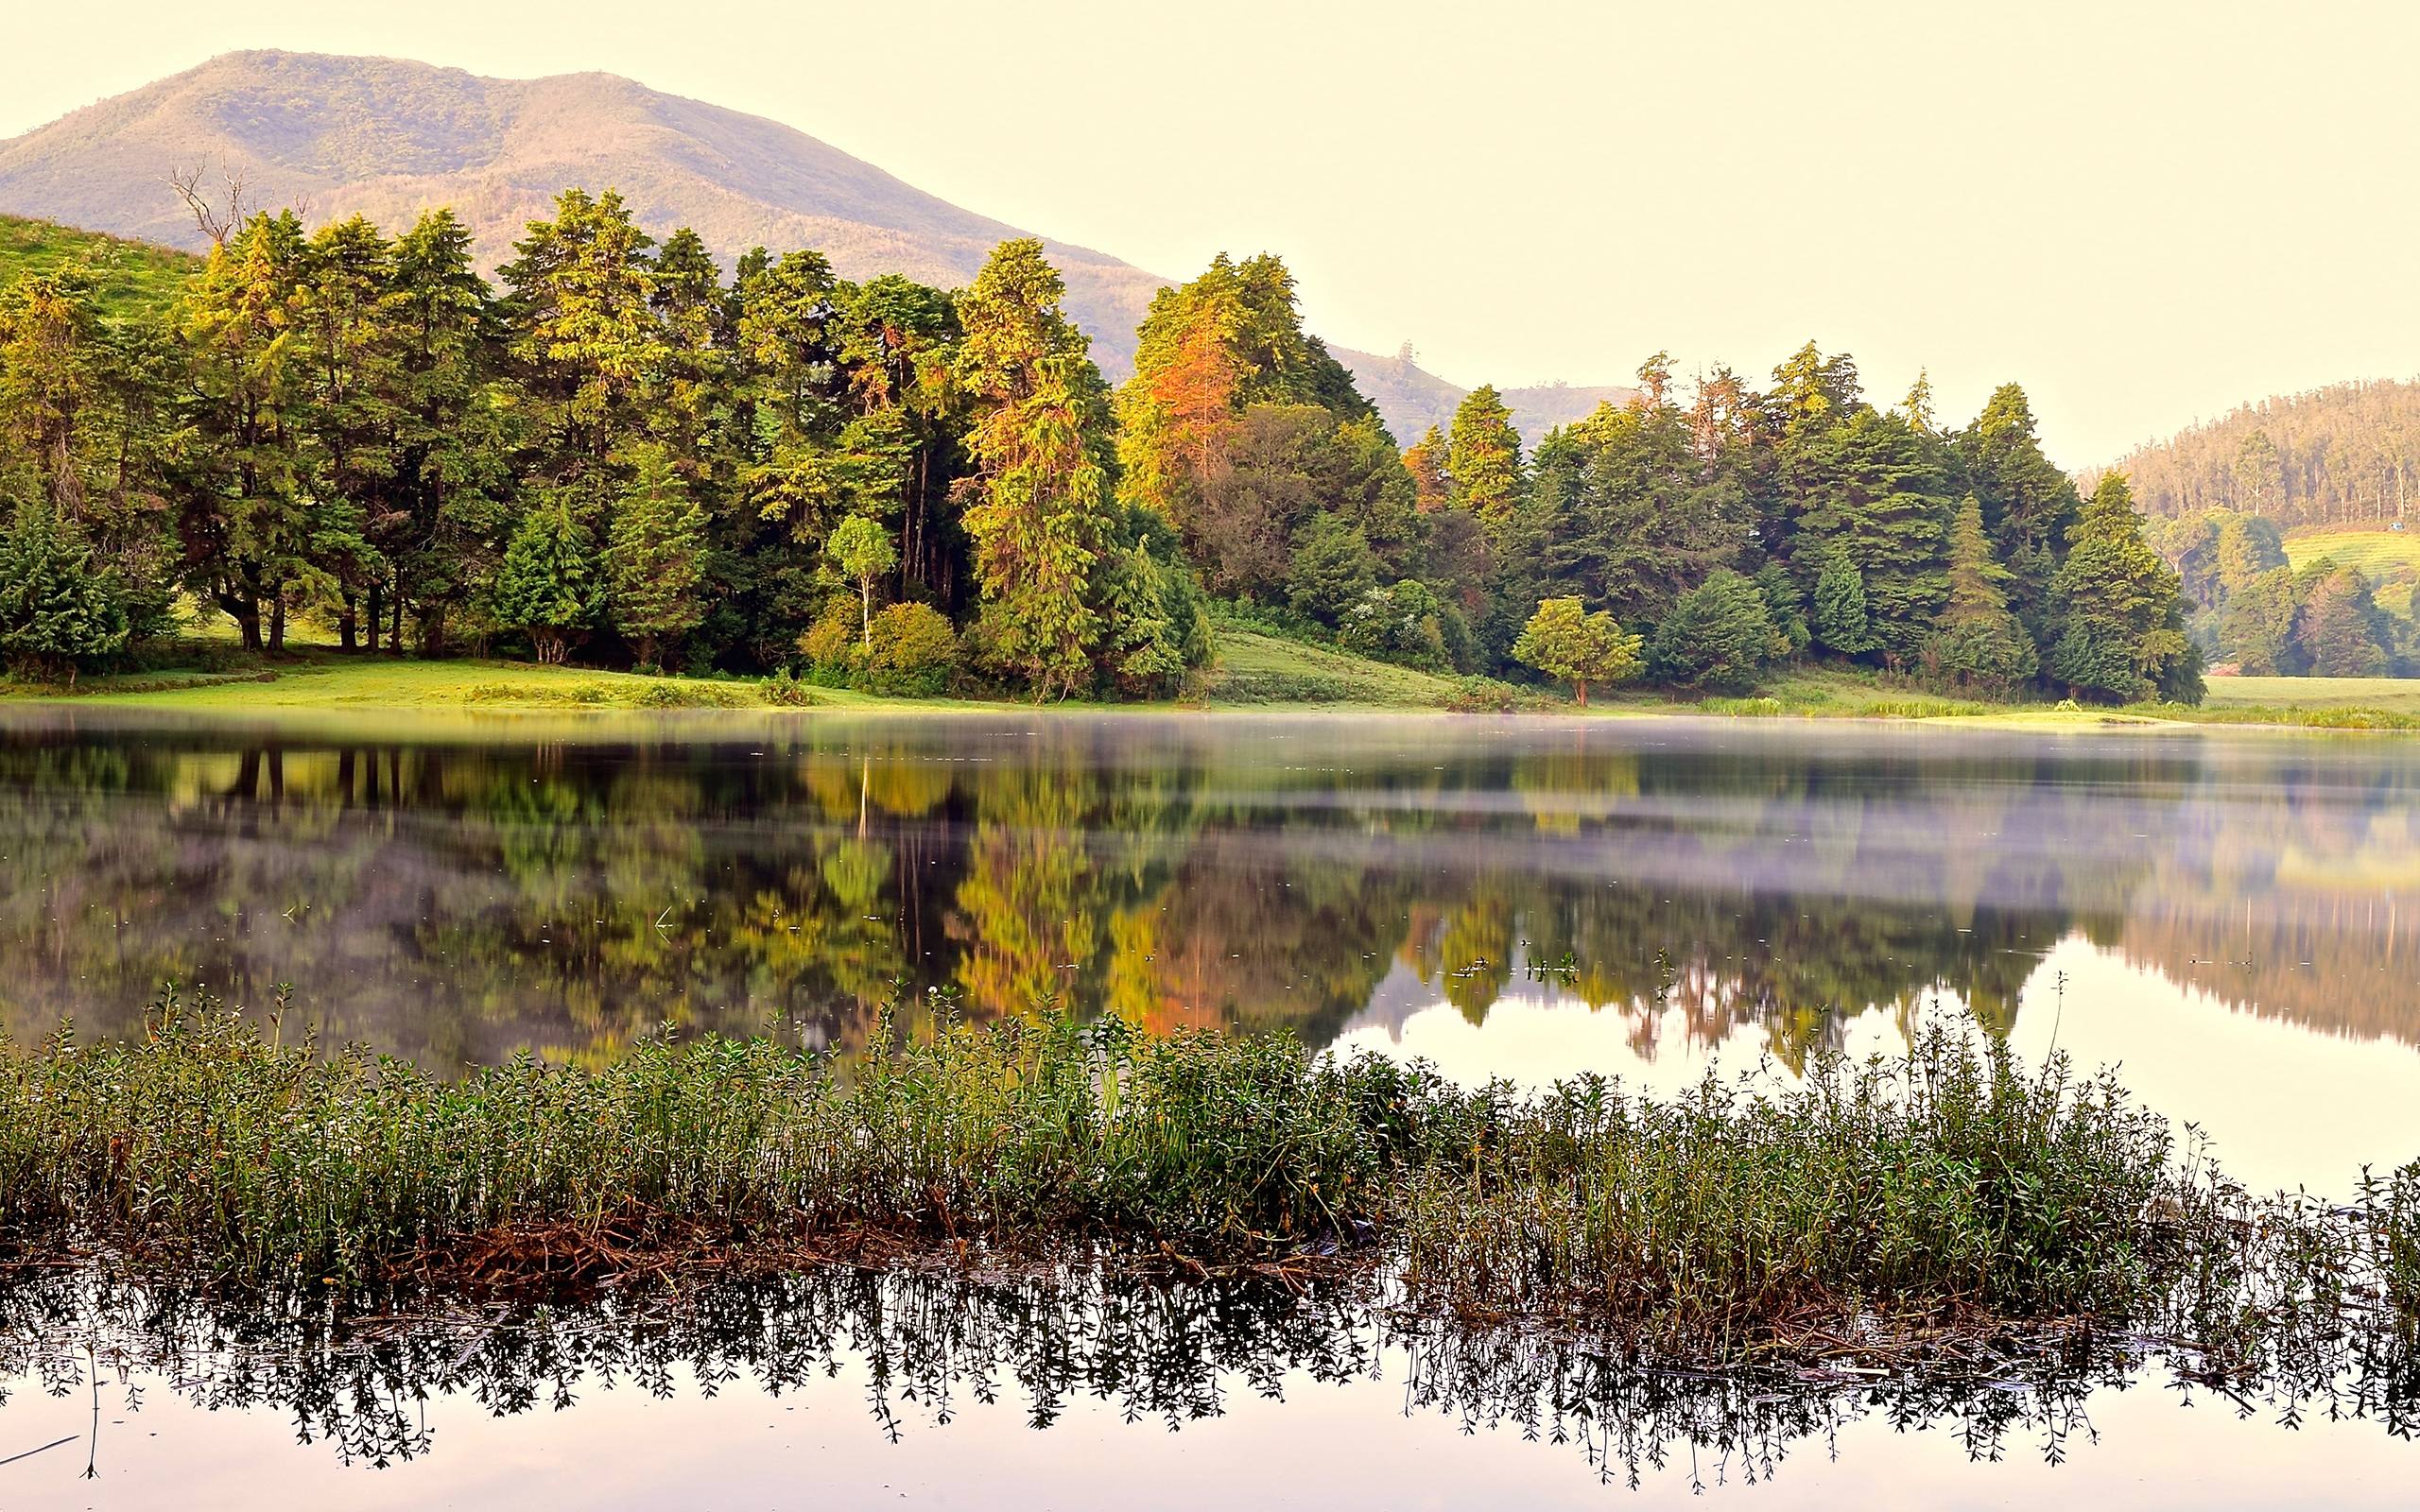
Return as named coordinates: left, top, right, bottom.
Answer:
left=0, top=1263, right=2409, bottom=1502
left=0, top=711, right=2411, bottom=1083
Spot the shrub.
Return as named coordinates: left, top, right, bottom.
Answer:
left=798, top=601, right=861, bottom=676
left=866, top=603, right=959, bottom=696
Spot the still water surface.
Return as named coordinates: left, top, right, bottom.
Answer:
left=0, top=707, right=2413, bottom=1505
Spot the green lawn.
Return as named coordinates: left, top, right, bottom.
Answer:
left=0, top=214, right=198, bottom=321
left=2201, top=674, right=2420, bottom=714
left=1189, top=629, right=1479, bottom=707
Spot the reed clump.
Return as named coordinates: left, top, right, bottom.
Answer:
left=0, top=992, right=2411, bottom=1371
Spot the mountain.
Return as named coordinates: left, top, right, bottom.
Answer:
left=2104, top=377, right=2420, bottom=530
left=0, top=50, right=1626, bottom=440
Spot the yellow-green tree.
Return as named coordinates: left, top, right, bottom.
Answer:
left=1512, top=595, right=1641, bottom=706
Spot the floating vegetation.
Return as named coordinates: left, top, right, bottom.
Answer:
left=0, top=991, right=2412, bottom=1389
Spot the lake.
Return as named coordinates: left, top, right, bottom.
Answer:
left=0, top=707, right=2414, bottom=1506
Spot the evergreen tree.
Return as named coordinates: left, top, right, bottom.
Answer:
left=293, top=215, right=402, bottom=651
left=1647, top=569, right=1778, bottom=691
left=1958, top=384, right=2080, bottom=639
left=1286, top=515, right=1377, bottom=626
left=389, top=208, right=512, bottom=652
left=494, top=500, right=601, bottom=664
left=954, top=239, right=1117, bottom=699
left=1927, top=495, right=2038, bottom=693
left=1753, top=561, right=1811, bottom=658
left=2293, top=566, right=2393, bottom=677
left=0, top=495, right=127, bottom=684
left=177, top=211, right=313, bottom=651
left=1811, top=549, right=1876, bottom=656
left=499, top=189, right=664, bottom=491
left=604, top=445, right=709, bottom=667
left=1446, top=384, right=1526, bottom=525
left=2048, top=473, right=2200, bottom=702
left=2218, top=567, right=2304, bottom=674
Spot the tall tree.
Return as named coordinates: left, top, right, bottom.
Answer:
left=1927, top=495, right=2037, bottom=693
left=2048, top=473, right=2201, bottom=702
left=177, top=210, right=312, bottom=651
left=1446, top=384, right=1526, bottom=524
left=954, top=239, right=1116, bottom=699
left=1958, top=384, right=2080, bottom=639
left=603, top=443, right=708, bottom=667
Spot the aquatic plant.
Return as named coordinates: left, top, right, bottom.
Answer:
left=0, top=991, right=2411, bottom=1379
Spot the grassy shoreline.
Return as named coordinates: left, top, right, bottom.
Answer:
left=3, top=632, right=2419, bottom=732
left=1, top=997, right=2411, bottom=1376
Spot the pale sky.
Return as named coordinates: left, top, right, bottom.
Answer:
left=4, top=0, right=2414, bottom=466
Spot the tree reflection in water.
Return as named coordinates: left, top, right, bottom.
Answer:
left=0, top=712, right=2413, bottom=1073
left=0, top=1263, right=2411, bottom=1487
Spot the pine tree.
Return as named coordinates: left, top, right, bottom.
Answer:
left=294, top=215, right=402, bottom=651
left=1647, top=570, right=1778, bottom=691
left=178, top=211, right=314, bottom=652
left=494, top=500, right=601, bottom=664
left=389, top=208, right=511, bottom=652
left=1811, top=550, right=1876, bottom=656
left=1959, top=384, right=2080, bottom=638
left=604, top=445, right=708, bottom=667
left=1927, top=495, right=2038, bottom=693
left=1447, top=384, right=1526, bottom=524
left=2048, top=473, right=2201, bottom=702
left=1286, top=515, right=1378, bottom=626
left=0, top=495, right=128, bottom=684
left=954, top=239, right=1115, bottom=699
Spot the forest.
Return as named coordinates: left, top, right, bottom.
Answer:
left=2112, top=378, right=2420, bottom=530
left=0, top=190, right=2203, bottom=705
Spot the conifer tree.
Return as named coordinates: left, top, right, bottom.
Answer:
left=0, top=495, right=127, bottom=684
left=494, top=500, right=601, bottom=664
left=955, top=239, right=1115, bottom=699
left=1447, top=384, right=1526, bottom=524
left=1928, top=495, right=2038, bottom=692
left=2048, top=473, right=2200, bottom=702
left=604, top=445, right=708, bottom=667
left=1811, top=549, right=1876, bottom=656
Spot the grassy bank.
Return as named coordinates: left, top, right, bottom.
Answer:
left=9, top=631, right=2420, bottom=731
left=2, top=997, right=2411, bottom=1369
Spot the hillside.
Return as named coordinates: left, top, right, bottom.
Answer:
left=0, top=213, right=196, bottom=318
left=2283, top=526, right=2420, bottom=616
left=2105, top=377, right=2420, bottom=529
left=0, top=49, right=1607, bottom=440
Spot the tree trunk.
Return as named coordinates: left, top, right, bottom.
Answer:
left=862, top=576, right=873, bottom=649
left=268, top=599, right=287, bottom=655
left=223, top=597, right=263, bottom=653
left=365, top=582, right=383, bottom=654
left=1576, top=679, right=1588, bottom=708
left=337, top=596, right=359, bottom=653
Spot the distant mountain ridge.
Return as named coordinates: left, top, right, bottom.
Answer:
left=0, top=50, right=1632, bottom=441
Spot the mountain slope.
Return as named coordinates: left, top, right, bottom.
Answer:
left=0, top=50, right=1627, bottom=436
left=2106, top=377, right=2420, bottom=529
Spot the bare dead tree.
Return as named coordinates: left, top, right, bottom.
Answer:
left=166, top=161, right=249, bottom=249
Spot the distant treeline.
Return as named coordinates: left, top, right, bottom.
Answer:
left=0, top=190, right=2198, bottom=703
left=2108, top=378, right=2420, bottom=530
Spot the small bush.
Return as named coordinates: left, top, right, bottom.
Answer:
left=866, top=603, right=959, bottom=696
left=798, top=602, right=861, bottom=675
left=760, top=668, right=817, bottom=707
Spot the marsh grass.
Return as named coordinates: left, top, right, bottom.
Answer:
left=0, top=992, right=2410, bottom=1374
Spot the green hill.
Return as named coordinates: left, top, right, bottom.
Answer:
left=2284, top=526, right=2420, bottom=616
left=0, top=213, right=195, bottom=318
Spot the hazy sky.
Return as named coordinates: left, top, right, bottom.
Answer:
left=3, top=0, right=2412, bottom=464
